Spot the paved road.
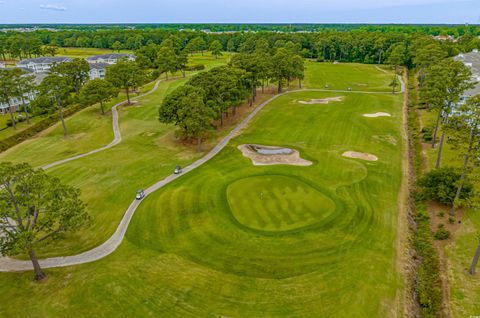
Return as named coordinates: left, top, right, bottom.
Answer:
left=42, top=80, right=162, bottom=170
left=0, top=81, right=404, bottom=272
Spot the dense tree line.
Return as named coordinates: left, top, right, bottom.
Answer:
left=1, top=27, right=479, bottom=66
left=1, top=23, right=479, bottom=36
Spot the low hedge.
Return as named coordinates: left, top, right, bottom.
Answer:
left=0, top=103, right=87, bottom=152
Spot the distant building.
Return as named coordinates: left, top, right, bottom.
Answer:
left=86, top=53, right=135, bottom=65
left=432, top=35, right=456, bottom=41
left=0, top=68, right=41, bottom=115
left=88, top=62, right=110, bottom=80
left=16, top=57, right=72, bottom=74
left=0, top=61, right=5, bottom=69
left=454, top=50, right=480, bottom=99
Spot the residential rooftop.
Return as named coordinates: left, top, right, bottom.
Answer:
left=455, top=50, right=480, bottom=97
left=17, top=57, right=73, bottom=65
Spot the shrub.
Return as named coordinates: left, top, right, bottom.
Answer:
left=448, top=217, right=455, bottom=224
left=414, top=206, right=442, bottom=316
left=185, top=64, right=205, bottom=71
left=434, top=224, right=450, bottom=240
left=423, top=132, right=433, bottom=142
left=418, top=167, right=473, bottom=205
left=0, top=103, right=87, bottom=152
left=437, top=211, right=445, bottom=218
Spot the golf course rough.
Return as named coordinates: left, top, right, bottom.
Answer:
left=0, top=63, right=405, bottom=318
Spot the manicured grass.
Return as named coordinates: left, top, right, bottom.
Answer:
left=0, top=114, right=46, bottom=139
left=227, top=175, right=336, bottom=232
left=304, top=61, right=394, bottom=92
left=56, top=47, right=133, bottom=59
left=0, top=62, right=404, bottom=317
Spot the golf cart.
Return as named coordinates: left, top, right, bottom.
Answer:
left=174, top=166, right=183, bottom=174
left=136, top=189, right=145, bottom=200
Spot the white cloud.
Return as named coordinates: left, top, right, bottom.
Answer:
left=39, top=4, right=67, bottom=11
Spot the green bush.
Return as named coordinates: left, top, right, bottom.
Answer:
left=434, top=224, right=450, bottom=240
left=437, top=211, right=445, bottom=217
left=448, top=217, right=455, bottom=224
left=0, top=104, right=86, bottom=152
left=414, top=206, right=443, bottom=317
left=418, top=167, right=473, bottom=205
left=185, top=64, right=205, bottom=71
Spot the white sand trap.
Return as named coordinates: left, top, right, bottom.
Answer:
left=342, top=151, right=378, bottom=162
left=363, top=112, right=391, bottom=118
left=298, top=97, right=344, bottom=105
left=238, top=144, right=312, bottom=166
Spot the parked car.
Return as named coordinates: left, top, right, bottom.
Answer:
left=136, top=189, right=145, bottom=200
left=174, top=166, right=183, bottom=174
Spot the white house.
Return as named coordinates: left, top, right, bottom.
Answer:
left=0, top=92, right=36, bottom=115
left=454, top=50, right=480, bottom=100
left=16, top=57, right=72, bottom=74
left=86, top=53, right=135, bottom=65
left=0, top=61, right=5, bottom=69
left=88, top=62, right=110, bottom=80
left=0, top=68, right=40, bottom=115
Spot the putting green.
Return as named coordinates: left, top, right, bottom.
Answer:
left=227, top=175, right=336, bottom=232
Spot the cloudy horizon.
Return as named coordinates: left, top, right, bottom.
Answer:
left=0, top=0, right=478, bottom=24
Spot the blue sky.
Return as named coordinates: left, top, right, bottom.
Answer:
left=0, top=0, right=478, bottom=24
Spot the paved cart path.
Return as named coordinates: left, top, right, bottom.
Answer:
left=0, top=76, right=404, bottom=272
left=42, top=80, right=162, bottom=170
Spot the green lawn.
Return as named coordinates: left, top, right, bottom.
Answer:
left=304, top=61, right=395, bottom=92
left=0, top=62, right=404, bottom=317
left=55, top=47, right=134, bottom=59
left=0, top=113, right=47, bottom=140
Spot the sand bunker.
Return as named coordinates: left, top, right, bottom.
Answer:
left=238, top=144, right=312, bottom=166
left=298, top=97, right=344, bottom=105
left=363, top=112, right=391, bottom=118
left=342, top=151, right=378, bottom=162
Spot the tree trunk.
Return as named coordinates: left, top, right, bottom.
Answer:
left=450, top=156, right=468, bottom=216
left=22, top=99, right=30, bottom=124
left=125, top=88, right=131, bottom=105
left=56, top=97, right=67, bottom=137
left=220, top=112, right=224, bottom=127
left=182, top=70, right=186, bottom=78
left=392, top=65, right=397, bottom=94
left=298, top=78, right=302, bottom=89
left=100, top=101, right=105, bottom=115
left=469, top=241, right=480, bottom=275
left=451, top=128, right=476, bottom=216
left=8, top=104, right=16, bottom=130
left=435, top=112, right=449, bottom=169
left=28, top=249, right=46, bottom=281
left=197, top=137, right=202, bottom=152
left=165, top=72, right=169, bottom=80
left=278, top=81, right=282, bottom=93
left=435, top=131, right=445, bottom=169
left=432, top=109, right=442, bottom=148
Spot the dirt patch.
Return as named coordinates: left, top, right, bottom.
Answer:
left=298, top=96, right=344, bottom=105
left=238, top=144, right=312, bottom=166
left=342, top=151, right=378, bottom=162
left=363, top=112, right=392, bottom=118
